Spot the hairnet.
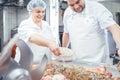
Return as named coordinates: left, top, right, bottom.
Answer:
left=27, top=0, right=46, bottom=11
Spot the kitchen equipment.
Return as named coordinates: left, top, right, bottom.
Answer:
left=5, top=68, right=31, bottom=80
left=30, top=54, right=48, bottom=80
left=110, top=53, right=120, bottom=64
left=16, top=38, right=33, bottom=70
left=0, top=34, right=49, bottom=80
left=0, top=34, right=19, bottom=77
left=0, top=34, right=33, bottom=80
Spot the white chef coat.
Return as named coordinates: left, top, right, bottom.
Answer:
left=15, top=17, right=55, bottom=64
left=63, top=0, right=116, bottom=64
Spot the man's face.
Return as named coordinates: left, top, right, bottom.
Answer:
left=67, top=0, right=85, bottom=13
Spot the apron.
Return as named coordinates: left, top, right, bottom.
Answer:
left=67, top=12, right=110, bottom=63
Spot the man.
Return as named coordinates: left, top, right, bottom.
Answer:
left=62, top=0, right=120, bottom=63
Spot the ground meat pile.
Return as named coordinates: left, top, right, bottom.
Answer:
left=41, top=62, right=114, bottom=80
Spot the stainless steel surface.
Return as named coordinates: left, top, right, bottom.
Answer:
left=40, top=54, right=48, bottom=74
left=16, top=39, right=33, bottom=70
left=30, top=54, right=48, bottom=80
left=0, top=34, right=18, bottom=65
left=6, top=68, right=31, bottom=80
left=0, top=34, right=33, bottom=80
left=0, top=34, right=18, bottom=77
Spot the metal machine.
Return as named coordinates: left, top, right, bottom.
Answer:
left=0, top=34, right=32, bottom=80
left=0, top=34, right=48, bottom=80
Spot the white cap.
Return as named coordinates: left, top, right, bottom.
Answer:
left=27, top=0, right=46, bottom=12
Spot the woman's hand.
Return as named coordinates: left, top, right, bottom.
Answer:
left=47, top=41, right=60, bottom=56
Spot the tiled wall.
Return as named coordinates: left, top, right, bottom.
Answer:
left=2, top=7, right=28, bottom=44
left=17, top=8, right=29, bottom=26
left=0, top=9, right=3, bottom=51
left=3, top=7, right=17, bottom=44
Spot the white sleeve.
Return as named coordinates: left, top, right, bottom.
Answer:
left=97, top=4, right=116, bottom=29
left=18, top=22, right=37, bottom=42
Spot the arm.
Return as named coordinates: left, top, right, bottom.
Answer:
left=29, top=33, right=60, bottom=56
left=107, top=24, right=120, bottom=56
left=62, top=32, right=69, bottom=47
left=95, top=3, right=120, bottom=56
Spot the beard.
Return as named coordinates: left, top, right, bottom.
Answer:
left=73, top=5, right=85, bottom=13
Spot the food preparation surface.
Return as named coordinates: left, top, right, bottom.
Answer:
left=41, top=60, right=120, bottom=80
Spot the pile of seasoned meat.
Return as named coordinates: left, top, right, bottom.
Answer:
left=41, top=62, right=114, bottom=80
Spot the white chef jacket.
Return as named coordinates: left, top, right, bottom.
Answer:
left=15, top=17, right=55, bottom=64
left=63, top=0, right=116, bottom=64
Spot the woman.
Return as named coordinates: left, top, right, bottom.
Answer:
left=15, top=0, right=60, bottom=64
